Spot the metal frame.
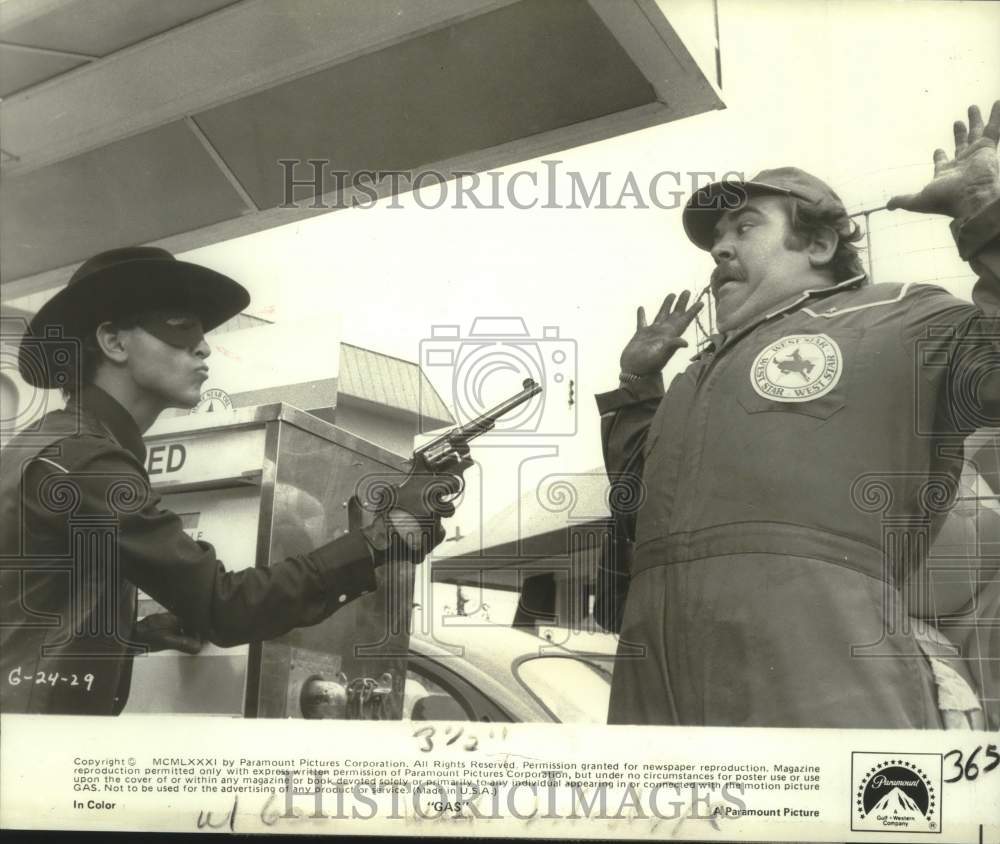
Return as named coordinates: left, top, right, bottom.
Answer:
left=147, top=402, right=409, bottom=473
left=140, top=402, right=412, bottom=717
left=240, top=417, right=281, bottom=717
left=850, top=204, right=888, bottom=283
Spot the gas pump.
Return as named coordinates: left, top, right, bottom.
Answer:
left=122, top=403, right=412, bottom=719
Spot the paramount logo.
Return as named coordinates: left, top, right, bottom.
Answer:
left=851, top=753, right=941, bottom=834
left=871, top=775, right=920, bottom=790
left=871, top=786, right=922, bottom=816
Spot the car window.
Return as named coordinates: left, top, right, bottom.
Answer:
left=404, top=659, right=516, bottom=722
left=403, top=667, right=472, bottom=720
left=513, top=656, right=611, bottom=723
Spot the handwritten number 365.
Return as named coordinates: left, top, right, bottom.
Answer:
left=943, top=744, right=999, bottom=783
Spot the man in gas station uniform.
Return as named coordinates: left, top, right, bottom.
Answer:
left=599, top=99, right=1000, bottom=728
left=0, top=246, right=467, bottom=715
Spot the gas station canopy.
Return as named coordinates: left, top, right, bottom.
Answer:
left=0, top=0, right=723, bottom=297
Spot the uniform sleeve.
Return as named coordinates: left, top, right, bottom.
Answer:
left=954, top=195, right=1000, bottom=294
left=896, top=201, right=1000, bottom=640
left=595, top=372, right=665, bottom=540
left=901, top=197, right=1000, bottom=435
left=25, top=449, right=378, bottom=648
left=593, top=373, right=664, bottom=632
left=952, top=198, right=1000, bottom=430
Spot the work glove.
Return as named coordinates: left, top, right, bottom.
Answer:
left=620, top=290, right=704, bottom=377
left=350, top=447, right=473, bottom=565
left=132, top=611, right=204, bottom=655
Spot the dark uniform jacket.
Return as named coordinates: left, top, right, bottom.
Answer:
left=0, top=386, right=377, bottom=715
left=597, top=198, right=1000, bottom=727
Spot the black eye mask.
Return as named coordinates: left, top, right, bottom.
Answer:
left=135, top=313, right=206, bottom=349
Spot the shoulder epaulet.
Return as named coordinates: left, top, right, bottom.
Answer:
left=31, top=456, right=69, bottom=474
left=803, top=282, right=913, bottom=318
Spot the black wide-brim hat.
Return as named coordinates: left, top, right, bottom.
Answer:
left=19, top=246, right=250, bottom=389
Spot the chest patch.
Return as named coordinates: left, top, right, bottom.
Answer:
left=750, top=334, right=843, bottom=402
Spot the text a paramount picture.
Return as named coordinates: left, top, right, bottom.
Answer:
left=0, top=0, right=999, bottom=840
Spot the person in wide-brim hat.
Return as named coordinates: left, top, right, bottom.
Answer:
left=18, top=246, right=250, bottom=391
left=2, top=243, right=472, bottom=717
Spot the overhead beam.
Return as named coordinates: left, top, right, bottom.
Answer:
left=183, top=116, right=258, bottom=213
left=1, top=101, right=671, bottom=302
left=587, top=0, right=722, bottom=115
left=0, top=40, right=98, bottom=61
left=0, top=0, right=77, bottom=32
left=0, top=0, right=521, bottom=177
left=0, top=0, right=724, bottom=300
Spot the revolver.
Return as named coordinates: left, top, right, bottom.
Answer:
left=348, top=379, right=542, bottom=551
left=413, top=377, right=542, bottom=470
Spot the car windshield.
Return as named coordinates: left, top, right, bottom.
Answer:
left=513, top=656, right=612, bottom=723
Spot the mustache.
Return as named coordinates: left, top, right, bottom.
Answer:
left=711, top=265, right=744, bottom=289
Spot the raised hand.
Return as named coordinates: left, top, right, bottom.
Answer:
left=620, top=290, right=704, bottom=377
left=888, top=100, right=1000, bottom=222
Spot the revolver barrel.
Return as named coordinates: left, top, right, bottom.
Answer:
left=416, top=378, right=542, bottom=466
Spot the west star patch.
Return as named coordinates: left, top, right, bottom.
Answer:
left=751, top=333, right=843, bottom=402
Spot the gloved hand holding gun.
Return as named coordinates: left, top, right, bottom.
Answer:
left=132, top=611, right=204, bottom=655
left=350, top=378, right=543, bottom=564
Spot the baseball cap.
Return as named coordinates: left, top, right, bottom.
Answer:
left=682, top=166, right=856, bottom=251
